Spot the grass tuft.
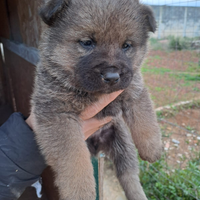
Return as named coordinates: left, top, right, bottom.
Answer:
left=140, top=154, right=200, bottom=200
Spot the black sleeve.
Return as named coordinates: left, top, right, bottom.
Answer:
left=0, top=113, right=46, bottom=200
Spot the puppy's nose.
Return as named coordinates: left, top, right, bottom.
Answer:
left=101, top=72, right=120, bottom=84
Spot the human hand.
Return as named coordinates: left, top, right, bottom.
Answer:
left=26, top=90, right=123, bottom=140
left=80, top=90, right=123, bottom=140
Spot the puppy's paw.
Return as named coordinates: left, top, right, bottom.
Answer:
left=59, top=177, right=96, bottom=200
left=138, top=141, right=163, bottom=163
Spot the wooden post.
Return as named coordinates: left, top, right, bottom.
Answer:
left=92, top=157, right=99, bottom=200
left=183, top=7, right=188, bottom=37
left=98, top=153, right=105, bottom=200
left=92, top=153, right=105, bottom=200
left=158, top=6, right=163, bottom=39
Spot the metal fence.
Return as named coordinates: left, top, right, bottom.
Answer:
left=144, top=0, right=200, bottom=38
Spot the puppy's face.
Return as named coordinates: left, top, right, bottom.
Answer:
left=40, top=0, right=156, bottom=93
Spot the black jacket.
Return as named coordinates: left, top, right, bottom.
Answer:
left=0, top=113, right=46, bottom=200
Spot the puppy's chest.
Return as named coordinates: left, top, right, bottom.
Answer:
left=69, top=93, right=123, bottom=117
left=63, top=90, right=124, bottom=117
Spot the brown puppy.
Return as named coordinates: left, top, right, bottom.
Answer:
left=32, top=0, right=162, bottom=199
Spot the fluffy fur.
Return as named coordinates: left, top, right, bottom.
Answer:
left=32, top=0, right=162, bottom=199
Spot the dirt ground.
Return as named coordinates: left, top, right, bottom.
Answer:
left=103, top=163, right=127, bottom=200
left=142, top=50, right=200, bottom=107
left=161, top=107, right=200, bottom=169
left=103, top=106, right=200, bottom=200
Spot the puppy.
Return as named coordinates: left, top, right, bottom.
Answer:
left=32, top=0, right=162, bottom=199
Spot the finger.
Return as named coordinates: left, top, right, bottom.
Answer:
left=89, top=116, right=112, bottom=128
left=82, top=116, right=112, bottom=134
left=84, top=127, right=99, bottom=140
left=83, top=117, right=112, bottom=140
left=80, top=90, right=123, bottom=120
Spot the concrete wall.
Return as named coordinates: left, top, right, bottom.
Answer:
left=150, top=6, right=200, bottom=38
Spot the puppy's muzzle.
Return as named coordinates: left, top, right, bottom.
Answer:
left=101, top=72, right=120, bottom=84
left=100, top=66, right=120, bottom=85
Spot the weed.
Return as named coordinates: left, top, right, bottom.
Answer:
left=156, top=111, right=164, bottom=118
left=156, top=100, right=200, bottom=120
left=185, top=140, right=189, bottom=145
left=162, top=131, right=173, bottom=138
left=181, top=154, right=187, bottom=162
left=152, top=55, right=162, bottom=60
left=142, top=66, right=171, bottom=75
left=155, top=87, right=163, bottom=92
left=168, top=36, right=192, bottom=51
left=184, top=74, right=200, bottom=81
left=149, top=38, right=159, bottom=45
left=151, top=95, right=156, bottom=100
left=191, top=152, right=200, bottom=165
left=186, top=126, right=196, bottom=132
left=171, top=73, right=200, bottom=82
left=181, top=81, right=193, bottom=87
left=186, top=62, right=200, bottom=73
left=149, top=38, right=166, bottom=51
left=139, top=154, right=200, bottom=200
left=142, top=57, right=172, bottom=75
left=193, top=87, right=200, bottom=92
left=156, top=110, right=177, bottom=119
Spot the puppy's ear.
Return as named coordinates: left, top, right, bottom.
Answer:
left=141, top=5, right=157, bottom=33
left=40, top=0, right=70, bottom=26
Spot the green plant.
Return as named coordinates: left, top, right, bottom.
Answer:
left=155, top=87, right=163, bottom=92
left=171, top=73, right=200, bottom=82
left=186, top=126, right=195, bottom=132
left=186, top=62, right=200, bottom=73
left=169, top=36, right=191, bottom=51
left=142, top=66, right=171, bottom=75
left=184, top=74, right=200, bottom=81
left=149, top=38, right=165, bottom=51
left=185, top=140, right=189, bottom=145
left=152, top=55, right=162, bottom=60
left=139, top=154, right=200, bottom=199
left=193, top=87, right=200, bottom=92
left=156, top=111, right=164, bottom=118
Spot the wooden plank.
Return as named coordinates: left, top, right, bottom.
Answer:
left=0, top=44, right=14, bottom=112
left=0, top=0, right=10, bottom=39
left=3, top=48, right=35, bottom=116
left=18, top=187, right=48, bottom=200
left=0, top=44, right=6, bottom=105
left=16, top=0, right=43, bottom=48
left=42, top=167, right=60, bottom=200
left=6, top=0, right=23, bottom=43
left=1, top=38, right=39, bottom=66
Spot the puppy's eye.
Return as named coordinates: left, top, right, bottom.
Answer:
left=79, top=39, right=95, bottom=49
left=122, top=42, right=132, bottom=51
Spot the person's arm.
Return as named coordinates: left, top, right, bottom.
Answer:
left=0, top=112, right=46, bottom=200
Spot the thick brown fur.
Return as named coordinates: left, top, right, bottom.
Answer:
left=32, top=0, right=162, bottom=199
